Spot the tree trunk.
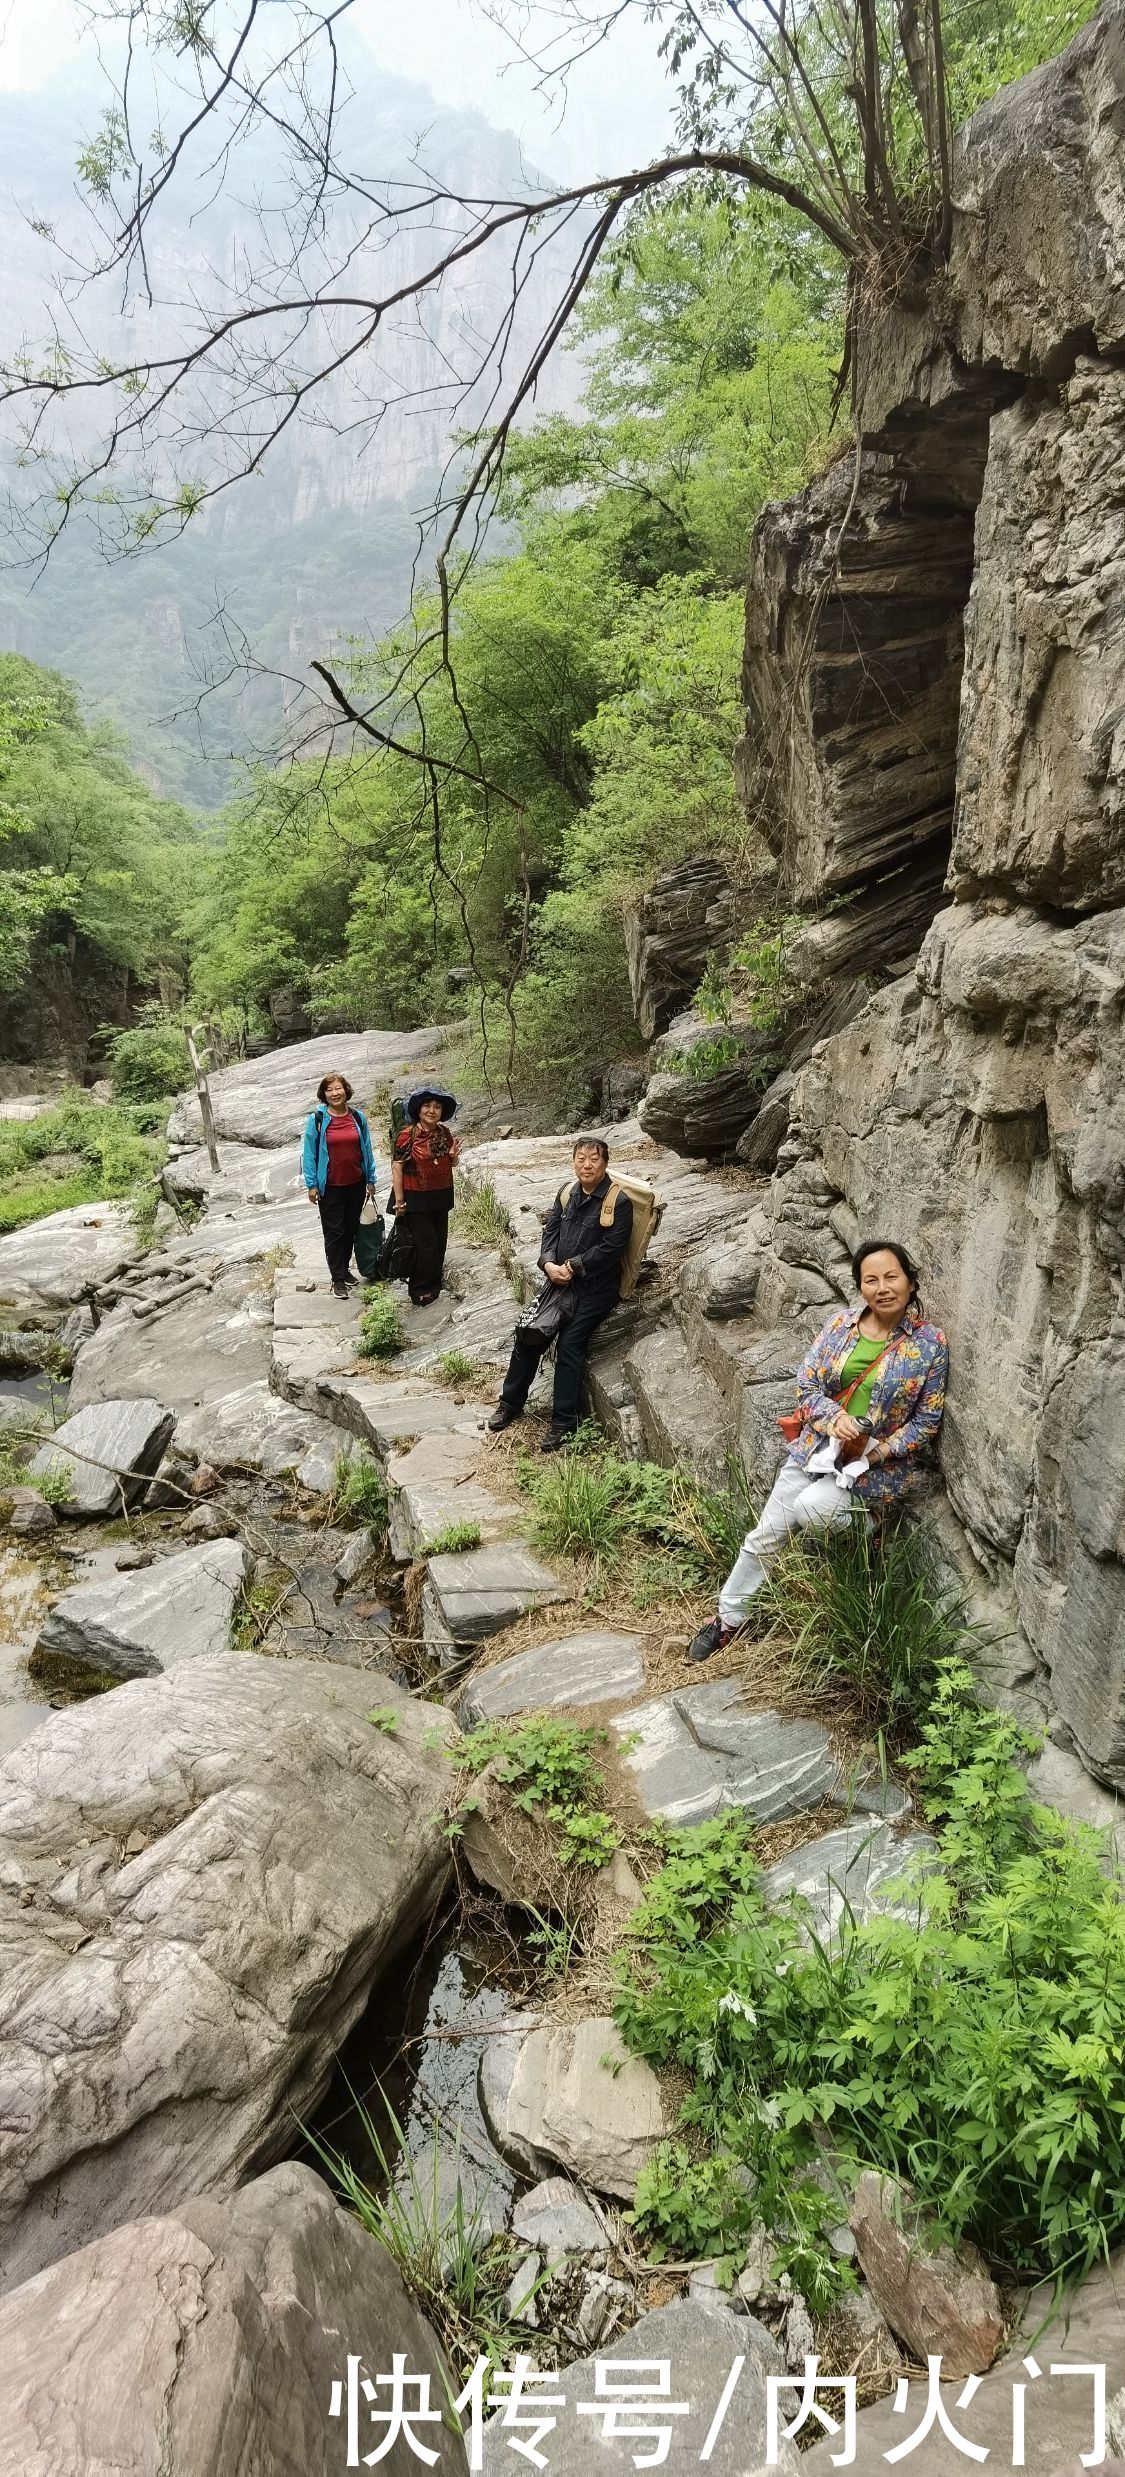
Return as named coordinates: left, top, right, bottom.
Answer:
left=187, top=1027, right=220, bottom=1173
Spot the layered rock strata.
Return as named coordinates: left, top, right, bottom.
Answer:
left=734, top=0, right=1125, bottom=1784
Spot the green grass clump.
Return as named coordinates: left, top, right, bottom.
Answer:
left=762, top=1516, right=966, bottom=1733
left=308, top=2094, right=520, bottom=2379
left=434, top=1349, right=482, bottom=1386
left=455, top=1181, right=512, bottom=1247
left=331, top=1451, right=389, bottom=1528
left=615, top=1662, right=1125, bottom=2300
left=424, top=1519, right=482, bottom=1556
left=356, top=1291, right=404, bottom=1359
left=518, top=1431, right=754, bottom=1589
left=0, top=1091, right=166, bottom=1233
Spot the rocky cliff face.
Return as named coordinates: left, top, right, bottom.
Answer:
left=739, top=0, right=1125, bottom=1785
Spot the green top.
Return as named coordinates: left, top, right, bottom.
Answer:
left=839, top=1333, right=887, bottom=1422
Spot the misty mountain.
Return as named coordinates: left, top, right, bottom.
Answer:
left=0, top=40, right=583, bottom=805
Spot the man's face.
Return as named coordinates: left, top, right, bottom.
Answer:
left=573, top=1144, right=605, bottom=1190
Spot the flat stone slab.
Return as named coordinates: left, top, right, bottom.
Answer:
left=763, top=1822, right=941, bottom=1942
left=172, top=1384, right=336, bottom=1479
left=460, top=1630, right=646, bottom=1726
left=385, top=1430, right=510, bottom=1556
left=481, top=2298, right=790, bottom=2475
left=36, top=1539, right=251, bottom=1681
left=612, top=1682, right=836, bottom=1826
left=423, top=1541, right=566, bottom=1661
left=0, top=1202, right=143, bottom=1313
left=339, top=1379, right=485, bottom=1451
left=67, top=1264, right=274, bottom=1421
left=677, top=1679, right=836, bottom=1821
left=273, top=1291, right=364, bottom=1331
left=28, top=1399, right=174, bottom=1516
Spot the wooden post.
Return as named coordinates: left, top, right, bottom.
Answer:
left=187, top=1026, right=220, bottom=1173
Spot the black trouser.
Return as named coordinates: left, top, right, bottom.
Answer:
left=318, top=1181, right=366, bottom=1284
left=404, top=1202, right=452, bottom=1303
left=500, top=1289, right=616, bottom=1431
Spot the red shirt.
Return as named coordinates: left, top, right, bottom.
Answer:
left=394, top=1124, right=455, bottom=1204
left=325, top=1110, right=364, bottom=1187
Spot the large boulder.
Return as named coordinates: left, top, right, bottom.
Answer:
left=34, top=1540, right=250, bottom=1680
left=0, top=2161, right=464, bottom=2476
left=165, top=1027, right=449, bottom=1149
left=66, top=1262, right=275, bottom=1421
left=27, top=1398, right=174, bottom=1515
left=0, top=1655, right=457, bottom=2290
left=481, top=2297, right=794, bottom=2475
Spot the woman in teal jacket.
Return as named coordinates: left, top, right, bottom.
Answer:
left=301, top=1070, right=377, bottom=1296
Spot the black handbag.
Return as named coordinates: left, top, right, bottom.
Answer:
left=516, top=1281, right=577, bottom=1348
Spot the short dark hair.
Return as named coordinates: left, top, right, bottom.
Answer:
left=573, top=1134, right=609, bottom=1165
left=316, top=1070, right=354, bottom=1103
left=851, top=1236, right=920, bottom=1297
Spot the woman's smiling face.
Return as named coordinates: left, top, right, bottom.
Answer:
left=858, top=1248, right=913, bottom=1322
left=323, top=1077, right=348, bottom=1110
left=418, top=1098, right=444, bottom=1128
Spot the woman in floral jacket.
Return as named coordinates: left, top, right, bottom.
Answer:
left=687, top=1238, right=948, bottom=1663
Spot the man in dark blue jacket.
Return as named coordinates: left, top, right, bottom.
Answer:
left=488, top=1136, right=632, bottom=1452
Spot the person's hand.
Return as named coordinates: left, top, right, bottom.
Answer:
left=307, top=1187, right=318, bottom=1204
left=866, top=1440, right=884, bottom=1466
left=833, top=1411, right=865, bottom=1445
left=449, top=1136, right=462, bottom=1163
left=544, top=1262, right=567, bottom=1285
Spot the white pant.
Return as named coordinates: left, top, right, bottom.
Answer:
left=718, top=1457, right=867, bottom=1628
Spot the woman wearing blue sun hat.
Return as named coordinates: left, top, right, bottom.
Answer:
left=390, top=1085, right=461, bottom=1305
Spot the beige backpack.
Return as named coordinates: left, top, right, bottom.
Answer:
left=559, top=1174, right=664, bottom=1299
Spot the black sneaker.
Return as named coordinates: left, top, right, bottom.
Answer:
left=332, top=1281, right=349, bottom=1299
left=686, top=1616, right=738, bottom=1664
left=540, top=1426, right=574, bottom=1454
left=487, top=1406, right=518, bottom=1432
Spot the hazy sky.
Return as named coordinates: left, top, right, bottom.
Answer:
left=0, top=0, right=677, bottom=182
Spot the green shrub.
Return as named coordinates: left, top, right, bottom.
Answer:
left=331, top=1451, right=389, bottom=1528
left=664, top=1034, right=743, bottom=1081
left=103, top=1020, right=191, bottom=1101
left=0, top=1093, right=166, bottom=1232
left=455, top=1714, right=621, bottom=1869
left=615, top=1663, right=1125, bottom=2291
left=424, top=1519, right=482, bottom=1556
left=357, top=1292, right=404, bottom=1359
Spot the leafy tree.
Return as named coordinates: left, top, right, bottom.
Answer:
left=0, top=654, right=195, bottom=1010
